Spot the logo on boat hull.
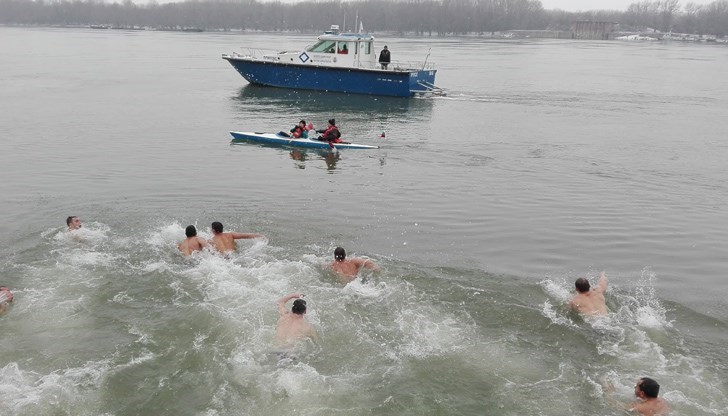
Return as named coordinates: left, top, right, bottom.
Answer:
left=299, top=52, right=310, bottom=63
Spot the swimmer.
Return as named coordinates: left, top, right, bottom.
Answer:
left=330, top=246, right=379, bottom=283
left=0, top=286, right=14, bottom=315
left=569, top=271, right=608, bottom=316
left=209, top=221, right=264, bottom=255
left=606, top=377, right=669, bottom=415
left=178, top=225, right=208, bottom=256
left=629, top=377, right=669, bottom=415
left=275, top=293, right=318, bottom=349
left=66, top=216, right=82, bottom=230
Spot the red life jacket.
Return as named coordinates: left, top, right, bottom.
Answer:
left=323, top=125, right=341, bottom=141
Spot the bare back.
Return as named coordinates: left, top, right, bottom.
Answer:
left=570, top=291, right=608, bottom=316
left=630, top=398, right=670, bottom=415
left=570, top=272, right=608, bottom=316
left=276, top=314, right=316, bottom=348
left=330, top=256, right=378, bottom=283
left=330, top=259, right=366, bottom=282
left=178, top=237, right=207, bottom=256
left=211, top=233, right=236, bottom=253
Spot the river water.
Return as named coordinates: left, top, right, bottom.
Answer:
left=0, top=27, right=726, bottom=415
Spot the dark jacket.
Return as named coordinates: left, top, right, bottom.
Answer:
left=378, top=49, right=391, bottom=64
left=290, top=125, right=304, bottom=138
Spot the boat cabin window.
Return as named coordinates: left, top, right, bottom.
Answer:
left=337, top=42, right=351, bottom=54
left=308, top=40, right=337, bottom=53
left=360, top=41, right=371, bottom=55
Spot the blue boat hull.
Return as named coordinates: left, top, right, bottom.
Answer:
left=223, top=57, right=436, bottom=97
left=230, top=132, right=380, bottom=150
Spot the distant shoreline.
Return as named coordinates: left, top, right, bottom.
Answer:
left=1, top=24, right=726, bottom=45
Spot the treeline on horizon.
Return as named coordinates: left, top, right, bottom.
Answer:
left=1, top=0, right=727, bottom=36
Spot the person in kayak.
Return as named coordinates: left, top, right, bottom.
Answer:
left=316, top=119, right=342, bottom=143
left=289, top=120, right=309, bottom=138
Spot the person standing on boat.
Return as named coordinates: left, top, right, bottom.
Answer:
left=316, top=119, right=342, bottom=143
left=290, top=120, right=308, bottom=138
left=338, top=44, right=348, bottom=54
left=378, top=45, right=391, bottom=69
left=210, top=221, right=265, bottom=255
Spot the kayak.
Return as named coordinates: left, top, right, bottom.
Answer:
left=230, top=131, right=380, bottom=150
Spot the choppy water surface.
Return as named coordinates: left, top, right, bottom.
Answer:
left=1, top=27, right=727, bottom=415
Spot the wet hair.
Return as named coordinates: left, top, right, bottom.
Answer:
left=66, top=216, right=77, bottom=226
left=328, top=118, right=336, bottom=126
left=299, top=119, right=306, bottom=125
left=638, top=377, right=660, bottom=398
left=211, top=222, right=223, bottom=233
left=575, top=277, right=590, bottom=293
left=334, top=246, right=346, bottom=261
left=291, top=299, right=307, bottom=315
left=185, top=225, right=197, bottom=237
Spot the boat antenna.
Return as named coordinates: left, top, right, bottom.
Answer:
left=422, top=48, right=431, bottom=70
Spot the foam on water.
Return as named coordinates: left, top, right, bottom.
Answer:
left=536, top=269, right=728, bottom=415
left=4, top=219, right=728, bottom=415
left=0, top=359, right=109, bottom=414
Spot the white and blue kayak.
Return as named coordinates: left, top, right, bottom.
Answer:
left=230, top=131, right=380, bottom=150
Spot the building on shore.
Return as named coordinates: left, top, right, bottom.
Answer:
left=572, top=21, right=618, bottom=40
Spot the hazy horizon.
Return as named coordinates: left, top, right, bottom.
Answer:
left=135, top=0, right=717, bottom=13
left=540, top=0, right=714, bottom=11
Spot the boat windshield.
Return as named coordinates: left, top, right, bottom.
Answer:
left=308, top=40, right=336, bottom=53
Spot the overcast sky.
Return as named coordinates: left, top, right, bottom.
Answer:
left=539, top=0, right=713, bottom=11
left=145, top=0, right=716, bottom=12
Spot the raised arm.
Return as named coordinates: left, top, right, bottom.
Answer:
left=361, top=258, right=379, bottom=272
left=277, top=293, right=302, bottom=316
left=595, top=271, right=608, bottom=294
left=231, top=232, right=264, bottom=240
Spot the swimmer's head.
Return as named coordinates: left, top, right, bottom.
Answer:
left=292, top=299, right=307, bottom=315
left=66, top=216, right=81, bottom=230
left=636, top=377, right=660, bottom=398
left=185, top=225, right=197, bottom=238
left=211, top=222, right=223, bottom=234
left=334, top=247, right=346, bottom=262
left=575, top=278, right=590, bottom=293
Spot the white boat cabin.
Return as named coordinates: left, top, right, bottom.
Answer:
left=263, top=25, right=381, bottom=70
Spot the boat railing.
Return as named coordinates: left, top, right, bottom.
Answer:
left=354, top=60, right=436, bottom=71
left=232, top=48, right=287, bottom=60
